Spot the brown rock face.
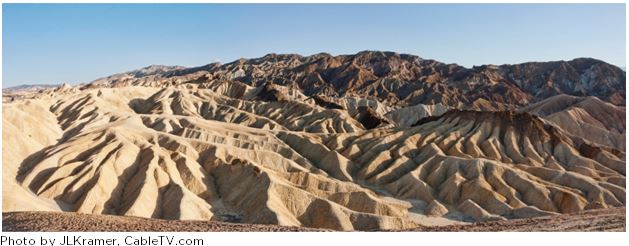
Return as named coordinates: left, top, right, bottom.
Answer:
left=83, top=51, right=625, bottom=108
left=311, top=94, right=345, bottom=110
left=354, top=106, right=391, bottom=129
left=256, top=83, right=288, bottom=102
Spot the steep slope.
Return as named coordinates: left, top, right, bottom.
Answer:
left=9, top=87, right=420, bottom=231
left=2, top=100, right=64, bottom=212
left=131, top=82, right=365, bottom=133
left=315, top=110, right=625, bottom=221
left=521, top=94, right=625, bottom=150
left=385, top=103, right=451, bottom=127
left=5, top=83, right=625, bottom=230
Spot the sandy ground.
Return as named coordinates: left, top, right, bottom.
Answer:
left=3, top=208, right=625, bottom=232
left=400, top=207, right=626, bottom=232
left=2, top=211, right=329, bottom=232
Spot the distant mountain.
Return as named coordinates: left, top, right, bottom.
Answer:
left=88, top=65, right=186, bottom=87
left=84, top=51, right=626, bottom=107
left=2, top=84, right=60, bottom=93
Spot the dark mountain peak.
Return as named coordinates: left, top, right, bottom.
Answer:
left=311, top=52, right=333, bottom=58
left=500, top=57, right=620, bottom=72
left=354, top=50, right=400, bottom=57
left=568, top=57, right=605, bottom=65
left=567, top=57, right=622, bottom=71
left=260, top=53, right=303, bottom=60
left=85, top=51, right=625, bottom=107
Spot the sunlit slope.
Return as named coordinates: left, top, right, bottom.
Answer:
left=4, top=83, right=624, bottom=231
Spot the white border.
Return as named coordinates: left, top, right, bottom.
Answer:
left=0, top=1, right=626, bottom=246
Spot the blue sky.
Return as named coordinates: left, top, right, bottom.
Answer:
left=2, top=4, right=626, bottom=87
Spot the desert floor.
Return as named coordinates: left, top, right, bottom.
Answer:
left=400, top=207, right=626, bottom=232
left=2, top=211, right=328, bottom=232
left=3, top=208, right=624, bottom=232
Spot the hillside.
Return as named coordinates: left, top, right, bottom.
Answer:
left=2, top=51, right=625, bottom=231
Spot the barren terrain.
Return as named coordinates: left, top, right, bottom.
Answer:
left=3, top=208, right=623, bottom=232
left=2, top=51, right=625, bottom=231
left=2, top=211, right=328, bottom=232
left=405, top=207, right=626, bottom=232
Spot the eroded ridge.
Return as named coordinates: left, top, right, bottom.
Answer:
left=4, top=83, right=624, bottom=231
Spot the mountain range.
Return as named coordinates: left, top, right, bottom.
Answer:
left=2, top=51, right=625, bottom=231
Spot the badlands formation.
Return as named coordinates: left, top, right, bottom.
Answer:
left=2, top=51, right=626, bottom=231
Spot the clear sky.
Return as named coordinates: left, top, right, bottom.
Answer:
left=2, top=4, right=626, bottom=87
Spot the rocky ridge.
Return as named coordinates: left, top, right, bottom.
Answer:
left=2, top=51, right=625, bottom=231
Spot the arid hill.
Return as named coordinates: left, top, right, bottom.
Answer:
left=2, top=51, right=625, bottom=231
left=521, top=94, right=625, bottom=150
